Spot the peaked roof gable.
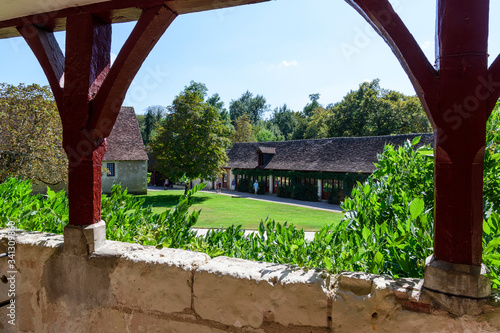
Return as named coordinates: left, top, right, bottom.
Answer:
left=228, top=133, right=434, bottom=174
left=257, top=146, right=276, bottom=154
left=103, top=106, right=148, bottom=161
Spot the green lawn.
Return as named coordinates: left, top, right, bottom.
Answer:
left=136, top=190, right=344, bottom=231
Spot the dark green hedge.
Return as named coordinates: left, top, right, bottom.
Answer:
left=292, top=183, right=318, bottom=202
left=237, top=178, right=251, bottom=193
left=232, top=168, right=367, bottom=198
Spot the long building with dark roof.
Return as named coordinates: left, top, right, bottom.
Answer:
left=222, top=133, right=434, bottom=201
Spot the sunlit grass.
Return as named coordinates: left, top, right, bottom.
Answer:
left=136, top=190, right=343, bottom=231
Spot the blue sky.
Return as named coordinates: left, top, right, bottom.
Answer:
left=1, top=0, right=500, bottom=116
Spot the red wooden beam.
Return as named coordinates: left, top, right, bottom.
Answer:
left=63, top=14, right=111, bottom=129
left=17, top=25, right=64, bottom=111
left=432, top=0, right=489, bottom=266
left=0, top=0, right=268, bottom=39
left=89, top=5, right=176, bottom=140
left=20, top=6, right=176, bottom=226
left=346, top=0, right=491, bottom=268
left=63, top=14, right=111, bottom=226
left=346, top=0, right=439, bottom=128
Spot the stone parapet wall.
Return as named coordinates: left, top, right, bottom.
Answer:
left=0, top=229, right=499, bottom=332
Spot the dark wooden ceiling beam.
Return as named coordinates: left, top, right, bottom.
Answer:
left=0, top=0, right=268, bottom=38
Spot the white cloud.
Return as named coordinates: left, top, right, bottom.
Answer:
left=280, top=60, right=298, bottom=67
left=421, top=41, right=433, bottom=50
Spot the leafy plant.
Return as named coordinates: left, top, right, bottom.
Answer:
left=340, top=105, right=500, bottom=280
left=0, top=177, right=68, bottom=234
left=0, top=106, right=498, bottom=286
left=237, top=178, right=251, bottom=192
left=0, top=84, right=67, bottom=185
left=277, top=185, right=292, bottom=198
left=257, top=180, right=266, bottom=195
left=328, top=188, right=342, bottom=205
left=292, top=183, right=319, bottom=202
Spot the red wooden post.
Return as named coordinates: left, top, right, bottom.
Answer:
left=19, top=7, right=176, bottom=230
left=346, top=0, right=495, bottom=310
left=63, top=14, right=111, bottom=226
left=433, top=0, right=489, bottom=267
left=347, top=0, right=492, bottom=265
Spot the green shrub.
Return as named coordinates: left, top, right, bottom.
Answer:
left=237, top=178, right=251, bottom=193
left=328, top=188, right=342, bottom=205
left=0, top=178, right=203, bottom=249
left=277, top=185, right=292, bottom=198
left=292, top=183, right=318, bottom=202
left=257, top=180, right=266, bottom=194
left=0, top=177, right=68, bottom=234
left=484, top=106, right=500, bottom=214
left=340, top=137, right=435, bottom=277
left=1, top=105, right=499, bottom=286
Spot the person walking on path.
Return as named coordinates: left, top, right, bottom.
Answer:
left=253, top=180, right=259, bottom=195
left=231, top=179, right=236, bottom=191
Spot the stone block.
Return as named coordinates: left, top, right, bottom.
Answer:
left=64, top=221, right=106, bottom=256
left=108, top=244, right=210, bottom=314
left=338, top=272, right=376, bottom=296
left=423, top=255, right=491, bottom=316
left=193, top=256, right=331, bottom=328
left=424, top=255, right=491, bottom=299
left=83, top=221, right=106, bottom=253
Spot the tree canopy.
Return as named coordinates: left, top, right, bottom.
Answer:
left=0, top=83, right=67, bottom=185
left=141, top=79, right=431, bottom=147
left=229, top=91, right=268, bottom=125
left=150, top=84, right=230, bottom=192
left=304, top=107, right=330, bottom=139
left=270, top=104, right=297, bottom=140
left=230, top=114, right=254, bottom=145
left=303, top=93, right=321, bottom=117
left=138, top=105, right=165, bottom=145
left=328, top=79, right=431, bottom=137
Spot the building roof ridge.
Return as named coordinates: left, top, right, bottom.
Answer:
left=234, top=132, right=433, bottom=145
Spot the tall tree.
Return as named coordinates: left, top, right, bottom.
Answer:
left=291, top=112, right=308, bottom=140
left=230, top=114, right=254, bottom=144
left=184, top=80, right=208, bottom=100
left=139, top=105, right=166, bottom=145
left=0, top=83, right=67, bottom=185
left=150, top=84, right=229, bottom=193
left=229, top=91, right=268, bottom=125
left=254, top=120, right=284, bottom=142
left=143, top=109, right=156, bottom=145
left=303, top=93, right=321, bottom=117
left=271, top=104, right=297, bottom=140
left=328, top=79, right=431, bottom=137
left=304, top=106, right=332, bottom=139
left=207, top=93, right=231, bottom=128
